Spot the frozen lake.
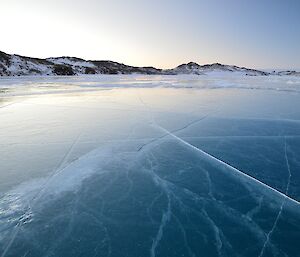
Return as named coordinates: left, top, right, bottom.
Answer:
left=0, top=75, right=300, bottom=257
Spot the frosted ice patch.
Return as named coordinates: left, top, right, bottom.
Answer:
left=0, top=144, right=121, bottom=231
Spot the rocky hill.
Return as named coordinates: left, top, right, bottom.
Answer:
left=169, top=62, right=270, bottom=76
left=0, top=51, right=298, bottom=77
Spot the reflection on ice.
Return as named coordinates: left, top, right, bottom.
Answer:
left=0, top=75, right=300, bottom=257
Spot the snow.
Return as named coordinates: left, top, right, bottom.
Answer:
left=3, top=55, right=52, bottom=75
left=46, top=57, right=96, bottom=68
left=6, top=55, right=52, bottom=75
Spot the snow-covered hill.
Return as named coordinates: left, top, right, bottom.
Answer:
left=170, top=62, right=270, bottom=76
left=277, top=70, right=300, bottom=76
left=0, top=52, right=53, bottom=76
left=0, top=51, right=298, bottom=77
left=0, top=51, right=163, bottom=76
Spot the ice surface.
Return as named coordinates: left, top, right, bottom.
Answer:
left=0, top=75, right=300, bottom=257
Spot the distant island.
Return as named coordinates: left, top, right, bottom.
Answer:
left=0, top=50, right=299, bottom=77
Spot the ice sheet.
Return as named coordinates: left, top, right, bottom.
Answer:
left=0, top=75, right=300, bottom=257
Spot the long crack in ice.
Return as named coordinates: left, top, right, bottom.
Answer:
left=154, top=124, right=299, bottom=206
left=150, top=196, right=171, bottom=257
left=257, top=137, right=292, bottom=257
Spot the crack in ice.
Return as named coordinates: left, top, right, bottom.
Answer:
left=150, top=195, right=171, bottom=257
left=154, top=124, right=300, bottom=206
left=257, top=137, right=292, bottom=257
left=145, top=153, right=172, bottom=257
left=137, top=116, right=208, bottom=152
left=172, top=214, right=196, bottom=257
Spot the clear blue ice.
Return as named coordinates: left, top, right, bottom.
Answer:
left=0, top=75, right=300, bottom=257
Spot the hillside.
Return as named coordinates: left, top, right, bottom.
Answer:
left=0, top=51, right=298, bottom=77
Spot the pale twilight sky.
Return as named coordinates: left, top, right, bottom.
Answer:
left=0, top=0, right=299, bottom=69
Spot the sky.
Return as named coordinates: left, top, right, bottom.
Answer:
left=0, top=0, right=299, bottom=69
